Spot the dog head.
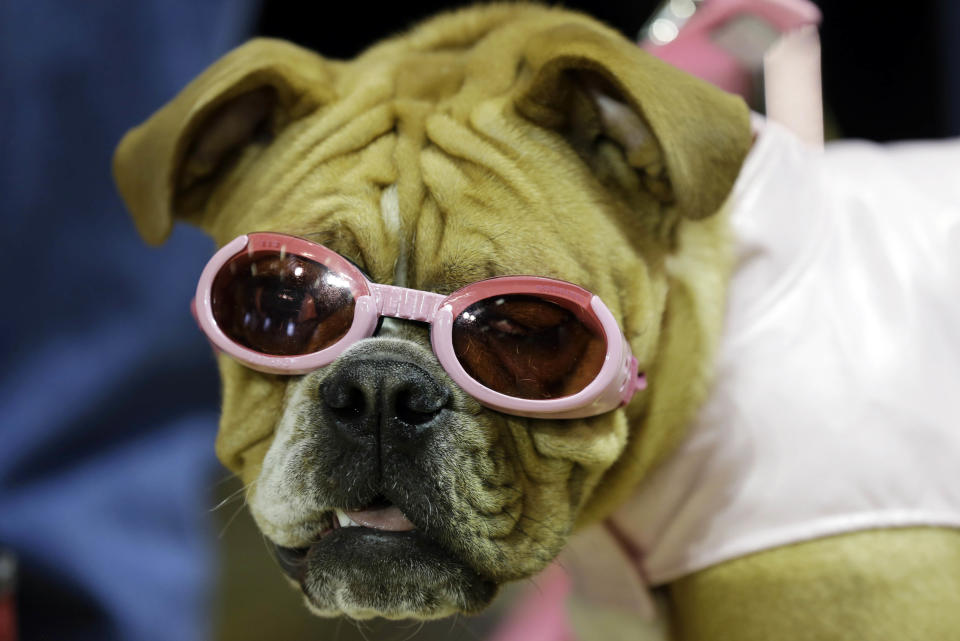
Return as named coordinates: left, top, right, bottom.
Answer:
left=114, top=5, right=750, bottom=620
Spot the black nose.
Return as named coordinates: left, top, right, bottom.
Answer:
left=321, top=359, right=449, bottom=446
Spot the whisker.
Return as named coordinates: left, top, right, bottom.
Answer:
left=397, top=619, right=426, bottom=641
left=208, top=471, right=238, bottom=491
left=351, top=618, right=373, bottom=641
left=451, top=613, right=486, bottom=641
left=209, top=482, right=250, bottom=513
left=218, top=501, right=248, bottom=539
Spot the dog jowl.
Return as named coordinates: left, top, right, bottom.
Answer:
left=113, top=5, right=751, bottom=620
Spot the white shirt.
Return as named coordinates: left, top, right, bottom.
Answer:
left=600, top=120, right=960, bottom=586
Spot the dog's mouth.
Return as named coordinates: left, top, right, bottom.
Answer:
left=272, top=495, right=414, bottom=578
left=335, top=495, right=417, bottom=531
left=270, top=495, right=496, bottom=617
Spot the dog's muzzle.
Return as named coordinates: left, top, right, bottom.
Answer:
left=261, top=345, right=499, bottom=617
left=273, top=358, right=452, bottom=575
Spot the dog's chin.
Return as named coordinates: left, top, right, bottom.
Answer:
left=271, top=519, right=497, bottom=620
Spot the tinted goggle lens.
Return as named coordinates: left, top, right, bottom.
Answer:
left=210, top=252, right=356, bottom=356
left=451, top=294, right=606, bottom=400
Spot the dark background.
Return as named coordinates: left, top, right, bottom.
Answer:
left=257, top=0, right=960, bottom=141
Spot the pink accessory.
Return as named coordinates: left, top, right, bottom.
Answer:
left=641, top=0, right=823, bottom=146
left=194, top=233, right=646, bottom=419
left=487, top=563, right=575, bottom=641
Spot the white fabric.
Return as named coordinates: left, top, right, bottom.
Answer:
left=610, top=120, right=960, bottom=585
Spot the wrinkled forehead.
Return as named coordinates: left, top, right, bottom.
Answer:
left=206, top=97, right=630, bottom=300
left=412, top=107, right=634, bottom=295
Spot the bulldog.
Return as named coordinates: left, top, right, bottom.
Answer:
left=113, top=3, right=960, bottom=639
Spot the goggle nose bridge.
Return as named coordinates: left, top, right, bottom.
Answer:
left=370, top=283, right=448, bottom=324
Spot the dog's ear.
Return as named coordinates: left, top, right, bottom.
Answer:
left=113, top=39, right=331, bottom=245
left=515, top=22, right=752, bottom=223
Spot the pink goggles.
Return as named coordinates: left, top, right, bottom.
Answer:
left=194, top=233, right=646, bottom=419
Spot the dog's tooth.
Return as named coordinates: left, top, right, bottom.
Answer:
left=334, top=508, right=361, bottom=528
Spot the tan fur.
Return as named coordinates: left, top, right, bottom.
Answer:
left=670, top=527, right=960, bottom=641
left=114, top=2, right=754, bottom=623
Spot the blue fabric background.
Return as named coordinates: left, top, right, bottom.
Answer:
left=0, top=2, right=257, bottom=639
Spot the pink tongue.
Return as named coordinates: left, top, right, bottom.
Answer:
left=345, top=505, right=415, bottom=531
